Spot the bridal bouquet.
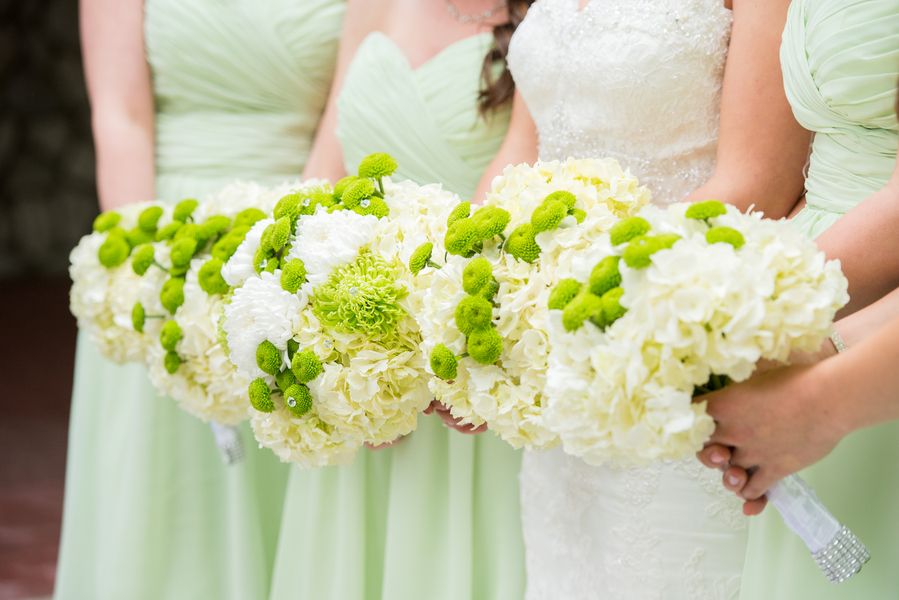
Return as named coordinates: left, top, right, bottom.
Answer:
left=415, top=159, right=650, bottom=448
left=222, top=154, right=456, bottom=467
left=543, top=200, right=849, bottom=465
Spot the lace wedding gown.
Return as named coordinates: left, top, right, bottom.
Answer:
left=507, top=1, right=747, bottom=598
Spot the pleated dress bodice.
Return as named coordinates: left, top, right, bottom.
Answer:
left=337, top=32, right=510, bottom=197
left=145, top=0, right=344, bottom=199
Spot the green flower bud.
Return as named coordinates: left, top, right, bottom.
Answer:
left=609, top=216, right=651, bottom=246
left=467, top=327, right=503, bottom=365
left=275, top=368, right=298, bottom=392
left=173, top=198, right=199, bottom=222
left=138, top=206, right=164, bottom=232
left=706, top=226, right=745, bottom=249
left=170, top=237, right=199, bottom=268
left=548, top=278, right=582, bottom=310
left=160, top=277, right=185, bottom=314
left=211, top=227, right=249, bottom=261
left=571, top=208, right=587, bottom=224
left=198, top=258, right=229, bottom=295
left=462, top=257, right=493, bottom=295
left=263, top=259, right=278, bottom=274
left=409, top=242, right=434, bottom=275
left=164, top=351, right=182, bottom=374
left=531, top=200, right=568, bottom=233
left=155, top=221, right=183, bottom=242
left=544, top=190, right=577, bottom=211
left=199, top=215, right=231, bottom=241
left=233, top=207, right=267, bottom=229
left=131, top=243, right=155, bottom=276
left=454, top=295, right=494, bottom=335
left=125, top=227, right=154, bottom=248
left=358, top=152, right=398, bottom=179
left=470, top=206, right=511, bottom=239
left=132, top=302, right=146, bottom=332
left=160, top=319, right=183, bottom=351
left=291, top=349, right=323, bottom=384
left=283, top=384, right=313, bottom=417
left=447, top=201, right=471, bottom=226
left=685, top=200, right=727, bottom=221
left=622, top=234, right=680, bottom=269
left=601, top=286, right=627, bottom=324
left=98, top=234, right=131, bottom=268
left=588, top=256, right=622, bottom=297
left=273, top=193, right=302, bottom=223
left=262, top=217, right=291, bottom=253
left=256, top=340, right=282, bottom=376
left=280, top=259, right=307, bottom=293
left=92, top=211, right=121, bottom=233
left=445, top=219, right=479, bottom=257
left=353, top=196, right=389, bottom=218
left=430, top=344, right=458, bottom=381
left=562, top=291, right=604, bottom=332
left=340, top=178, right=376, bottom=209
left=248, top=378, right=274, bottom=412
left=333, top=175, right=360, bottom=200
left=505, top=224, right=541, bottom=263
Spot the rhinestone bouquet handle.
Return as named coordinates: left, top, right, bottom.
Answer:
left=767, top=473, right=869, bottom=583
left=209, top=422, right=245, bottom=465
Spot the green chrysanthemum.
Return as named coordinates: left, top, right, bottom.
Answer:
left=470, top=206, right=511, bottom=239
left=164, top=351, right=182, bottom=374
left=98, top=233, right=131, bottom=268
left=358, top=152, right=398, bottom=180
left=233, top=207, right=267, bottom=229
left=261, top=217, right=291, bottom=253
left=588, top=256, right=621, bottom=297
left=92, top=211, right=121, bottom=233
left=548, top=278, right=582, bottom=310
left=155, top=221, right=182, bottom=242
left=211, top=227, right=249, bottom=261
left=274, top=193, right=303, bottom=223
left=170, top=237, right=199, bottom=268
left=248, top=378, right=274, bottom=412
left=275, top=368, right=298, bottom=392
left=125, top=227, right=155, bottom=248
left=454, top=295, right=494, bottom=335
left=706, top=226, right=745, bottom=249
left=138, top=206, right=164, bottom=232
left=447, top=201, right=472, bottom=227
left=160, top=277, right=185, bottom=314
left=280, top=259, right=307, bottom=293
left=287, top=339, right=300, bottom=360
left=531, top=200, right=568, bottom=233
left=622, top=234, right=680, bottom=269
left=445, top=219, right=479, bottom=257
left=352, top=196, right=390, bottom=218
left=160, top=319, right=183, bottom=352
left=462, top=257, right=493, bottom=295
left=198, top=258, right=229, bottom=295
left=131, top=302, right=146, bottom=332
left=601, top=286, right=627, bottom=324
left=312, top=250, right=406, bottom=339
left=131, top=243, right=155, bottom=276
left=467, top=327, right=503, bottom=365
left=253, top=246, right=272, bottom=274
left=333, top=175, right=360, bottom=200
left=409, top=242, right=435, bottom=275
left=430, top=344, right=458, bottom=381
left=199, top=215, right=231, bottom=241
left=169, top=263, right=190, bottom=278
left=562, top=291, right=604, bottom=332
left=173, top=223, right=205, bottom=245
left=609, top=216, right=651, bottom=246
left=571, top=208, right=587, bottom=224
left=256, top=340, right=282, bottom=376
left=505, top=224, right=541, bottom=263
left=475, top=278, right=500, bottom=301
left=544, top=190, right=577, bottom=211
left=291, top=349, right=323, bottom=384
left=283, top=384, right=313, bottom=417
left=341, top=178, right=376, bottom=209
left=685, top=200, right=727, bottom=221
left=300, top=190, right=338, bottom=215
left=173, top=198, right=199, bottom=222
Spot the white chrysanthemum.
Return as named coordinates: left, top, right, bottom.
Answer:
left=250, top=403, right=362, bottom=468
left=221, top=218, right=272, bottom=287
left=287, top=208, right=379, bottom=286
left=223, top=271, right=305, bottom=378
left=417, top=158, right=650, bottom=449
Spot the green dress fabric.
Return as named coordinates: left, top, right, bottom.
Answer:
left=53, top=2, right=343, bottom=599
left=740, top=2, right=899, bottom=598
left=269, top=32, right=526, bottom=600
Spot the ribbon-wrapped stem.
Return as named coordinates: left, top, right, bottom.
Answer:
left=209, top=422, right=245, bottom=465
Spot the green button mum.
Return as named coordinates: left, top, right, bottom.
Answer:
left=685, top=200, right=726, bottom=221
left=505, top=223, right=541, bottom=263
left=470, top=206, right=511, bottom=239
left=280, top=259, right=308, bottom=293
left=706, top=226, right=745, bottom=249
left=409, top=242, right=435, bottom=275
left=291, top=350, right=323, bottom=384
left=160, top=319, right=183, bottom=352
left=601, top=286, right=627, bottom=324
left=97, top=233, right=131, bottom=268
left=622, top=234, right=680, bottom=269
left=445, top=219, right=480, bottom=257
left=92, top=211, right=121, bottom=233
left=160, top=277, right=185, bottom=314
left=358, top=152, right=398, bottom=180
left=543, top=190, right=577, bottom=211
left=170, top=237, right=199, bottom=268
left=275, top=368, right=298, bottom=392
left=531, top=200, right=567, bottom=233
left=155, top=221, right=183, bottom=242
left=462, top=257, right=493, bottom=295
left=454, top=295, right=494, bottom=336
left=562, top=291, right=604, bottom=332
left=548, top=278, right=582, bottom=310
left=341, top=178, right=376, bottom=209
left=248, top=378, right=274, bottom=412
left=173, top=198, right=199, bottom=222
left=467, top=327, right=503, bottom=365
left=256, top=340, right=282, bottom=376
left=164, top=351, right=182, bottom=374
left=131, top=302, right=146, bottom=333
left=233, top=207, right=267, bottom=229
left=198, top=258, right=230, bottom=295
left=447, top=201, right=471, bottom=226
left=284, top=384, right=314, bottom=416
left=430, top=344, right=458, bottom=381
left=131, top=243, right=155, bottom=276
left=588, top=256, right=622, bottom=296
left=609, top=216, right=651, bottom=246
left=138, top=206, right=164, bottom=232
left=200, top=215, right=231, bottom=241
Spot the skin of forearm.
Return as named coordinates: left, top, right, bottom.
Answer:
left=92, top=109, right=155, bottom=211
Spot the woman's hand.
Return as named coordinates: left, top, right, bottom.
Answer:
left=424, top=400, right=488, bottom=434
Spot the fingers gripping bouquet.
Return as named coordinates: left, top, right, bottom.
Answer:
left=415, top=159, right=650, bottom=448
left=222, top=154, right=457, bottom=467
left=545, top=200, right=867, bottom=581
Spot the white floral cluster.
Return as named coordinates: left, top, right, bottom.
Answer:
left=417, top=159, right=650, bottom=449
left=222, top=173, right=458, bottom=467
left=544, top=202, right=849, bottom=466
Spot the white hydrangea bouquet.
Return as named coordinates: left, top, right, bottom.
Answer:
left=222, top=154, right=458, bottom=467
left=544, top=200, right=868, bottom=582
left=414, top=158, right=650, bottom=448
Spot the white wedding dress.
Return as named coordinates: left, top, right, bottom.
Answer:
left=507, top=1, right=747, bottom=598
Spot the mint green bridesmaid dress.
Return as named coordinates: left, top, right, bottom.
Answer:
left=53, top=2, right=343, bottom=599
left=740, top=2, right=899, bottom=598
left=269, top=32, right=526, bottom=600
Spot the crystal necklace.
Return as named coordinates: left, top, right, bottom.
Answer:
left=444, top=0, right=506, bottom=25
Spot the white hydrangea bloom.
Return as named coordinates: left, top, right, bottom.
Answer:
left=250, top=404, right=361, bottom=468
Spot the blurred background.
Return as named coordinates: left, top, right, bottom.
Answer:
left=1, top=1, right=97, bottom=598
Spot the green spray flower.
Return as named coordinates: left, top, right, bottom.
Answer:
left=132, top=302, right=146, bottom=332
left=447, top=201, right=471, bottom=226
left=170, top=237, right=199, bottom=268
left=685, top=200, right=726, bottom=221
left=601, top=286, right=627, bottom=324
left=548, top=278, right=582, bottom=310
left=275, top=368, right=298, bottom=392
left=622, top=234, right=680, bottom=269
left=571, top=208, right=587, bottom=223
left=352, top=196, right=390, bottom=218
left=155, top=221, right=183, bottom=242
left=198, top=258, right=229, bottom=295
left=283, top=384, right=313, bottom=417
left=409, top=242, right=436, bottom=275
left=454, top=295, right=494, bottom=335
left=280, top=259, right=307, bottom=293
left=93, top=211, right=121, bottom=233
left=562, top=291, right=604, bottom=332
left=300, top=190, right=338, bottom=215
left=256, top=340, right=282, bottom=376
left=160, top=277, right=185, bottom=314
left=199, top=215, right=231, bottom=241
left=588, top=256, right=621, bottom=297
left=160, top=319, right=183, bottom=352
left=505, top=224, right=541, bottom=263
left=211, top=227, right=249, bottom=261
left=233, top=207, right=267, bottom=229
left=125, top=227, right=155, bottom=248
left=98, top=233, right=131, bottom=268
left=138, top=206, right=164, bottom=232
left=475, top=278, right=500, bottom=301
left=173, top=198, right=199, bottom=222
left=248, top=378, right=274, bottom=412
left=445, top=219, right=480, bottom=257
left=531, top=200, right=568, bottom=233
left=333, top=175, right=360, bottom=200
left=470, top=206, right=511, bottom=239
left=467, top=327, right=503, bottom=365
left=291, top=349, right=323, bottom=384
left=164, top=351, right=182, bottom=374
left=609, top=216, right=651, bottom=246
left=462, top=257, right=493, bottom=295
left=705, top=226, right=745, bottom=249
left=358, top=152, right=398, bottom=180
left=130, top=243, right=155, bottom=276
left=261, top=217, right=291, bottom=254
left=544, top=190, right=577, bottom=211
left=341, top=178, right=376, bottom=209
left=274, top=193, right=303, bottom=223
left=430, top=344, right=458, bottom=381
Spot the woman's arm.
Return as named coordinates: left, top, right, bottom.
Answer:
left=687, top=0, right=811, bottom=218
left=471, top=91, right=538, bottom=202
left=301, top=0, right=381, bottom=181
left=81, top=0, right=155, bottom=210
